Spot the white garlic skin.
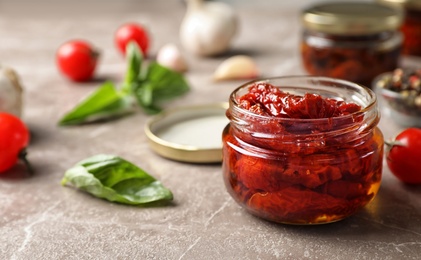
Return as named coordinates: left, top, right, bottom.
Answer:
left=157, top=44, right=188, bottom=73
left=0, top=66, right=23, bottom=117
left=180, top=0, right=237, bottom=56
left=214, top=55, right=259, bottom=81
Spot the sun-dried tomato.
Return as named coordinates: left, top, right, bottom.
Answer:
left=399, top=8, right=421, bottom=56
left=238, top=82, right=360, bottom=119
left=301, top=31, right=401, bottom=87
left=246, top=187, right=373, bottom=224
left=234, top=156, right=286, bottom=192
left=223, top=81, right=383, bottom=224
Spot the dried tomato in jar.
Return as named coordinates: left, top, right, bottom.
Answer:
left=378, top=0, right=421, bottom=57
left=300, top=2, right=403, bottom=87
left=222, top=76, right=384, bottom=224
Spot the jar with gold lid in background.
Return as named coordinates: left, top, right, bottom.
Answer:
left=377, top=0, right=421, bottom=57
left=300, top=2, right=403, bottom=87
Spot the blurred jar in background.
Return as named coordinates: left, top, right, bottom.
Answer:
left=377, top=0, right=421, bottom=57
left=300, top=2, right=403, bottom=87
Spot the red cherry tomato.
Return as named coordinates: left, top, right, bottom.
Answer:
left=0, top=113, right=30, bottom=173
left=115, top=23, right=150, bottom=56
left=386, top=128, right=421, bottom=184
left=56, top=40, right=99, bottom=82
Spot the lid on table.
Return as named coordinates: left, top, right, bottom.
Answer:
left=144, top=103, right=229, bottom=163
left=302, top=2, right=404, bottom=35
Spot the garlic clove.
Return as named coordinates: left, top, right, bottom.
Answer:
left=180, top=0, right=237, bottom=56
left=0, top=65, right=23, bottom=117
left=214, top=55, right=259, bottom=81
left=157, top=44, right=188, bottom=73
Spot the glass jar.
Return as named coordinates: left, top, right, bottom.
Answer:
left=301, top=2, right=403, bottom=87
left=222, top=76, right=384, bottom=225
left=378, top=0, right=421, bottom=57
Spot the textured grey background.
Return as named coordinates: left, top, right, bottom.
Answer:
left=0, top=0, right=421, bottom=259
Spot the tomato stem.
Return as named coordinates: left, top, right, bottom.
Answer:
left=19, top=149, right=33, bottom=175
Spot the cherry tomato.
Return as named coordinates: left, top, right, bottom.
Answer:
left=386, top=128, right=421, bottom=184
left=0, top=113, right=30, bottom=173
left=56, top=40, right=99, bottom=82
left=115, top=23, right=150, bottom=56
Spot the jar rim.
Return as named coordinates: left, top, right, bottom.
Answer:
left=229, top=76, right=377, bottom=124
left=302, top=2, right=403, bottom=35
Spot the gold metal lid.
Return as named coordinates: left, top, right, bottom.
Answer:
left=302, top=2, right=404, bottom=35
left=144, top=103, right=229, bottom=163
left=377, top=0, right=421, bottom=10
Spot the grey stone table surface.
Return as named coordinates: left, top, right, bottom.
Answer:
left=1, top=0, right=421, bottom=259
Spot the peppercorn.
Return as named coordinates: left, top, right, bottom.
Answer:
left=376, top=68, right=421, bottom=117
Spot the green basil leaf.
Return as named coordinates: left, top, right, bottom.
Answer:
left=61, top=154, right=173, bottom=205
left=122, top=42, right=143, bottom=94
left=59, top=82, right=135, bottom=126
left=137, top=82, right=154, bottom=107
left=145, top=62, right=190, bottom=101
left=59, top=43, right=190, bottom=124
left=138, top=102, right=162, bottom=115
left=131, top=62, right=190, bottom=114
left=132, top=81, right=162, bottom=114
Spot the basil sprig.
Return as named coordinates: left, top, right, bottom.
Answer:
left=58, top=82, right=135, bottom=126
left=61, top=154, right=173, bottom=205
left=59, top=42, right=190, bottom=126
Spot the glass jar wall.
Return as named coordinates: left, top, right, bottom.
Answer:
left=222, top=76, right=384, bottom=224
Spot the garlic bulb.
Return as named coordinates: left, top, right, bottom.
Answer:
left=214, top=55, right=259, bottom=81
left=180, top=0, right=237, bottom=56
left=157, top=44, right=188, bottom=73
left=0, top=65, right=23, bottom=117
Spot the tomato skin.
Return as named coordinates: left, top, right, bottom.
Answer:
left=0, top=113, right=30, bottom=173
left=387, top=128, right=421, bottom=184
left=56, top=40, right=98, bottom=82
left=115, top=23, right=150, bottom=56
